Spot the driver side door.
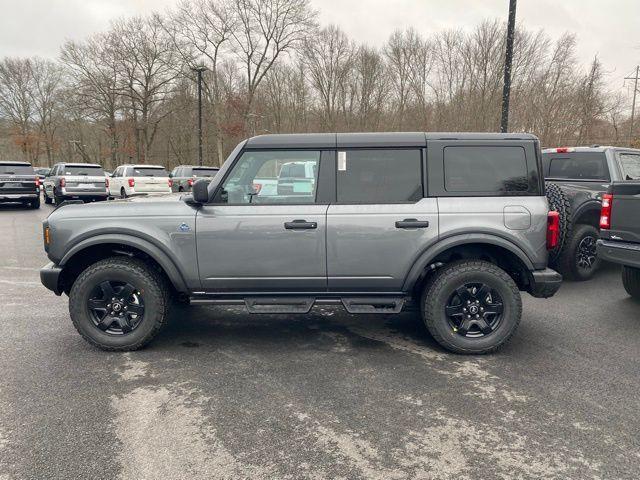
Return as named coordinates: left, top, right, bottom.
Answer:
left=196, top=149, right=331, bottom=292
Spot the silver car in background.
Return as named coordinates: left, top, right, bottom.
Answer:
left=43, top=163, right=108, bottom=205
left=169, top=165, right=220, bottom=193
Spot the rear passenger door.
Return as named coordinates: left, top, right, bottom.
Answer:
left=326, top=147, right=439, bottom=291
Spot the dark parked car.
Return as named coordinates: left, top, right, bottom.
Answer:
left=169, top=165, right=220, bottom=192
left=597, top=182, right=640, bottom=299
left=542, top=146, right=640, bottom=280
left=43, top=162, right=108, bottom=205
left=0, top=161, right=40, bottom=208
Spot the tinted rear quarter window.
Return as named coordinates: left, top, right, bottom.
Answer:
left=444, top=146, right=529, bottom=193
left=337, top=149, right=422, bottom=203
left=0, top=164, right=34, bottom=175
left=543, top=152, right=609, bottom=180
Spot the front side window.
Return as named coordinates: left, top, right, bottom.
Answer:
left=444, top=146, right=529, bottom=193
left=619, top=153, right=640, bottom=180
left=215, top=150, right=320, bottom=204
left=337, top=149, right=422, bottom=203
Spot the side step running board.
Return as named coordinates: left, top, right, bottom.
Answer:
left=341, top=297, right=405, bottom=314
left=244, top=297, right=314, bottom=314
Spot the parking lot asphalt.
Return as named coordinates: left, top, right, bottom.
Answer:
left=1, top=202, right=639, bottom=480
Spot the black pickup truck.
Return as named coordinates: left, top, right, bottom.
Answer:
left=0, top=161, right=40, bottom=208
left=597, top=182, right=640, bottom=299
left=542, top=146, right=640, bottom=280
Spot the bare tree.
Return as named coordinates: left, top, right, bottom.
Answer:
left=230, top=0, right=317, bottom=119
left=0, top=58, right=36, bottom=161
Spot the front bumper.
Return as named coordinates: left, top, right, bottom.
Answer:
left=0, top=193, right=38, bottom=202
left=528, top=268, right=562, bottom=298
left=597, top=239, right=640, bottom=269
left=40, top=262, right=63, bottom=295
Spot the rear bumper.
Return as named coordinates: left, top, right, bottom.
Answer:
left=528, top=268, right=562, bottom=298
left=0, top=193, right=38, bottom=202
left=60, top=190, right=108, bottom=200
left=597, top=239, right=640, bottom=269
left=40, top=262, right=63, bottom=295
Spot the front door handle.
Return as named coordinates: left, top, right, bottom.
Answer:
left=395, top=218, right=430, bottom=229
left=285, top=219, right=318, bottom=230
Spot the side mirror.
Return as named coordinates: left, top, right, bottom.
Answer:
left=192, top=179, right=210, bottom=203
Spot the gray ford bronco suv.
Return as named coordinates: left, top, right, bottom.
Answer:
left=40, top=133, right=562, bottom=354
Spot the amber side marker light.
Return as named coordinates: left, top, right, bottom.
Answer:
left=43, top=226, right=51, bottom=246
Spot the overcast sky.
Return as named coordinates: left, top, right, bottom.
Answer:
left=0, top=0, right=638, bottom=93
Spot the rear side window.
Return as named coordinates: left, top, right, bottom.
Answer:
left=62, top=166, right=104, bottom=176
left=444, top=146, right=528, bottom=193
left=132, top=167, right=168, bottom=177
left=544, top=153, right=609, bottom=181
left=618, top=153, right=640, bottom=180
left=0, top=163, right=34, bottom=175
left=337, top=149, right=422, bottom=203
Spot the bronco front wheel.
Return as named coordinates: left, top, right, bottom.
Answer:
left=69, top=257, right=169, bottom=351
left=421, top=260, right=522, bottom=354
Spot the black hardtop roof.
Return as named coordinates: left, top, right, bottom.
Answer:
left=0, top=161, right=32, bottom=165
left=246, top=132, right=538, bottom=149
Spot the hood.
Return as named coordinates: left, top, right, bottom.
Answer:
left=48, top=193, right=195, bottom=221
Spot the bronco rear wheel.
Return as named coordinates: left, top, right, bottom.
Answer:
left=622, top=266, right=640, bottom=300
left=421, top=260, right=522, bottom=354
left=69, top=257, right=169, bottom=351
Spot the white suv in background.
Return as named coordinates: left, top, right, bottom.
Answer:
left=108, top=164, right=171, bottom=198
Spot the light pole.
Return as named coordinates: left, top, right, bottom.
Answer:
left=191, top=65, right=207, bottom=166
left=500, top=0, right=517, bottom=133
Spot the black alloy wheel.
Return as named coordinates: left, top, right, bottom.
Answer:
left=444, top=283, right=503, bottom=338
left=576, top=235, right=598, bottom=271
left=87, top=280, right=145, bottom=335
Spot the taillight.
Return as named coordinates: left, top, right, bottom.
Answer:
left=60, top=177, right=66, bottom=188
left=187, top=179, right=194, bottom=187
left=600, top=193, right=612, bottom=229
left=35, top=177, right=40, bottom=187
left=128, top=178, right=135, bottom=188
left=105, top=177, right=109, bottom=188
left=168, top=179, right=173, bottom=187
left=547, top=211, right=560, bottom=250
left=252, top=183, right=262, bottom=194
left=555, top=147, right=574, bottom=153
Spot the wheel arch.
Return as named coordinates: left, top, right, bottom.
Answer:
left=404, top=234, right=536, bottom=295
left=572, top=200, right=601, bottom=228
left=59, top=234, right=188, bottom=295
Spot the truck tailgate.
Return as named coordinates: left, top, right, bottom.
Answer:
left=608, top=182, right=640, bottom=243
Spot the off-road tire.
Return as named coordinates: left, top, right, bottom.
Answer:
left=120, top=187, right=127, bottom=199
left=29, top=196, right=40, bottom=209
left=622, top=266, right=640, bottom=300
left=421, top=260, right=522, bottom=354
left=69, top=257, right=170, bottom=351
left=556, top=223, right=601, bottom=281
left=545, top=182, right=572, bottom=264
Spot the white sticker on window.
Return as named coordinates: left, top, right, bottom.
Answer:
left=338, top=151, right=347, bottom=171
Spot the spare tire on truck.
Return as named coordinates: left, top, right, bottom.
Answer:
left=545, top=182, right=572, bottom=266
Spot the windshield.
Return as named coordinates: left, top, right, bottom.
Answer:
left=193, top=168, right=219, bottom=178
left=63, top=166, right=104, bottom=176
left=132, top=167, right=168, bottom=177
left=0, top=164, right=34, bottom=175
left=619, top=153, right=640, bottom=180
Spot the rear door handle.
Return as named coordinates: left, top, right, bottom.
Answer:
left=285, top=219, right=318, bottom=230
left=395, top=218, right=430, bottom=229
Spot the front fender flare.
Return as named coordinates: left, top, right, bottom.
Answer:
left=402, top=233, right=536, bottom=292
left=59, top=233, right=189, bottom=293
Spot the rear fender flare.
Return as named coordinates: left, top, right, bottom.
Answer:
left=402, top=234, right=535, bottom=291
